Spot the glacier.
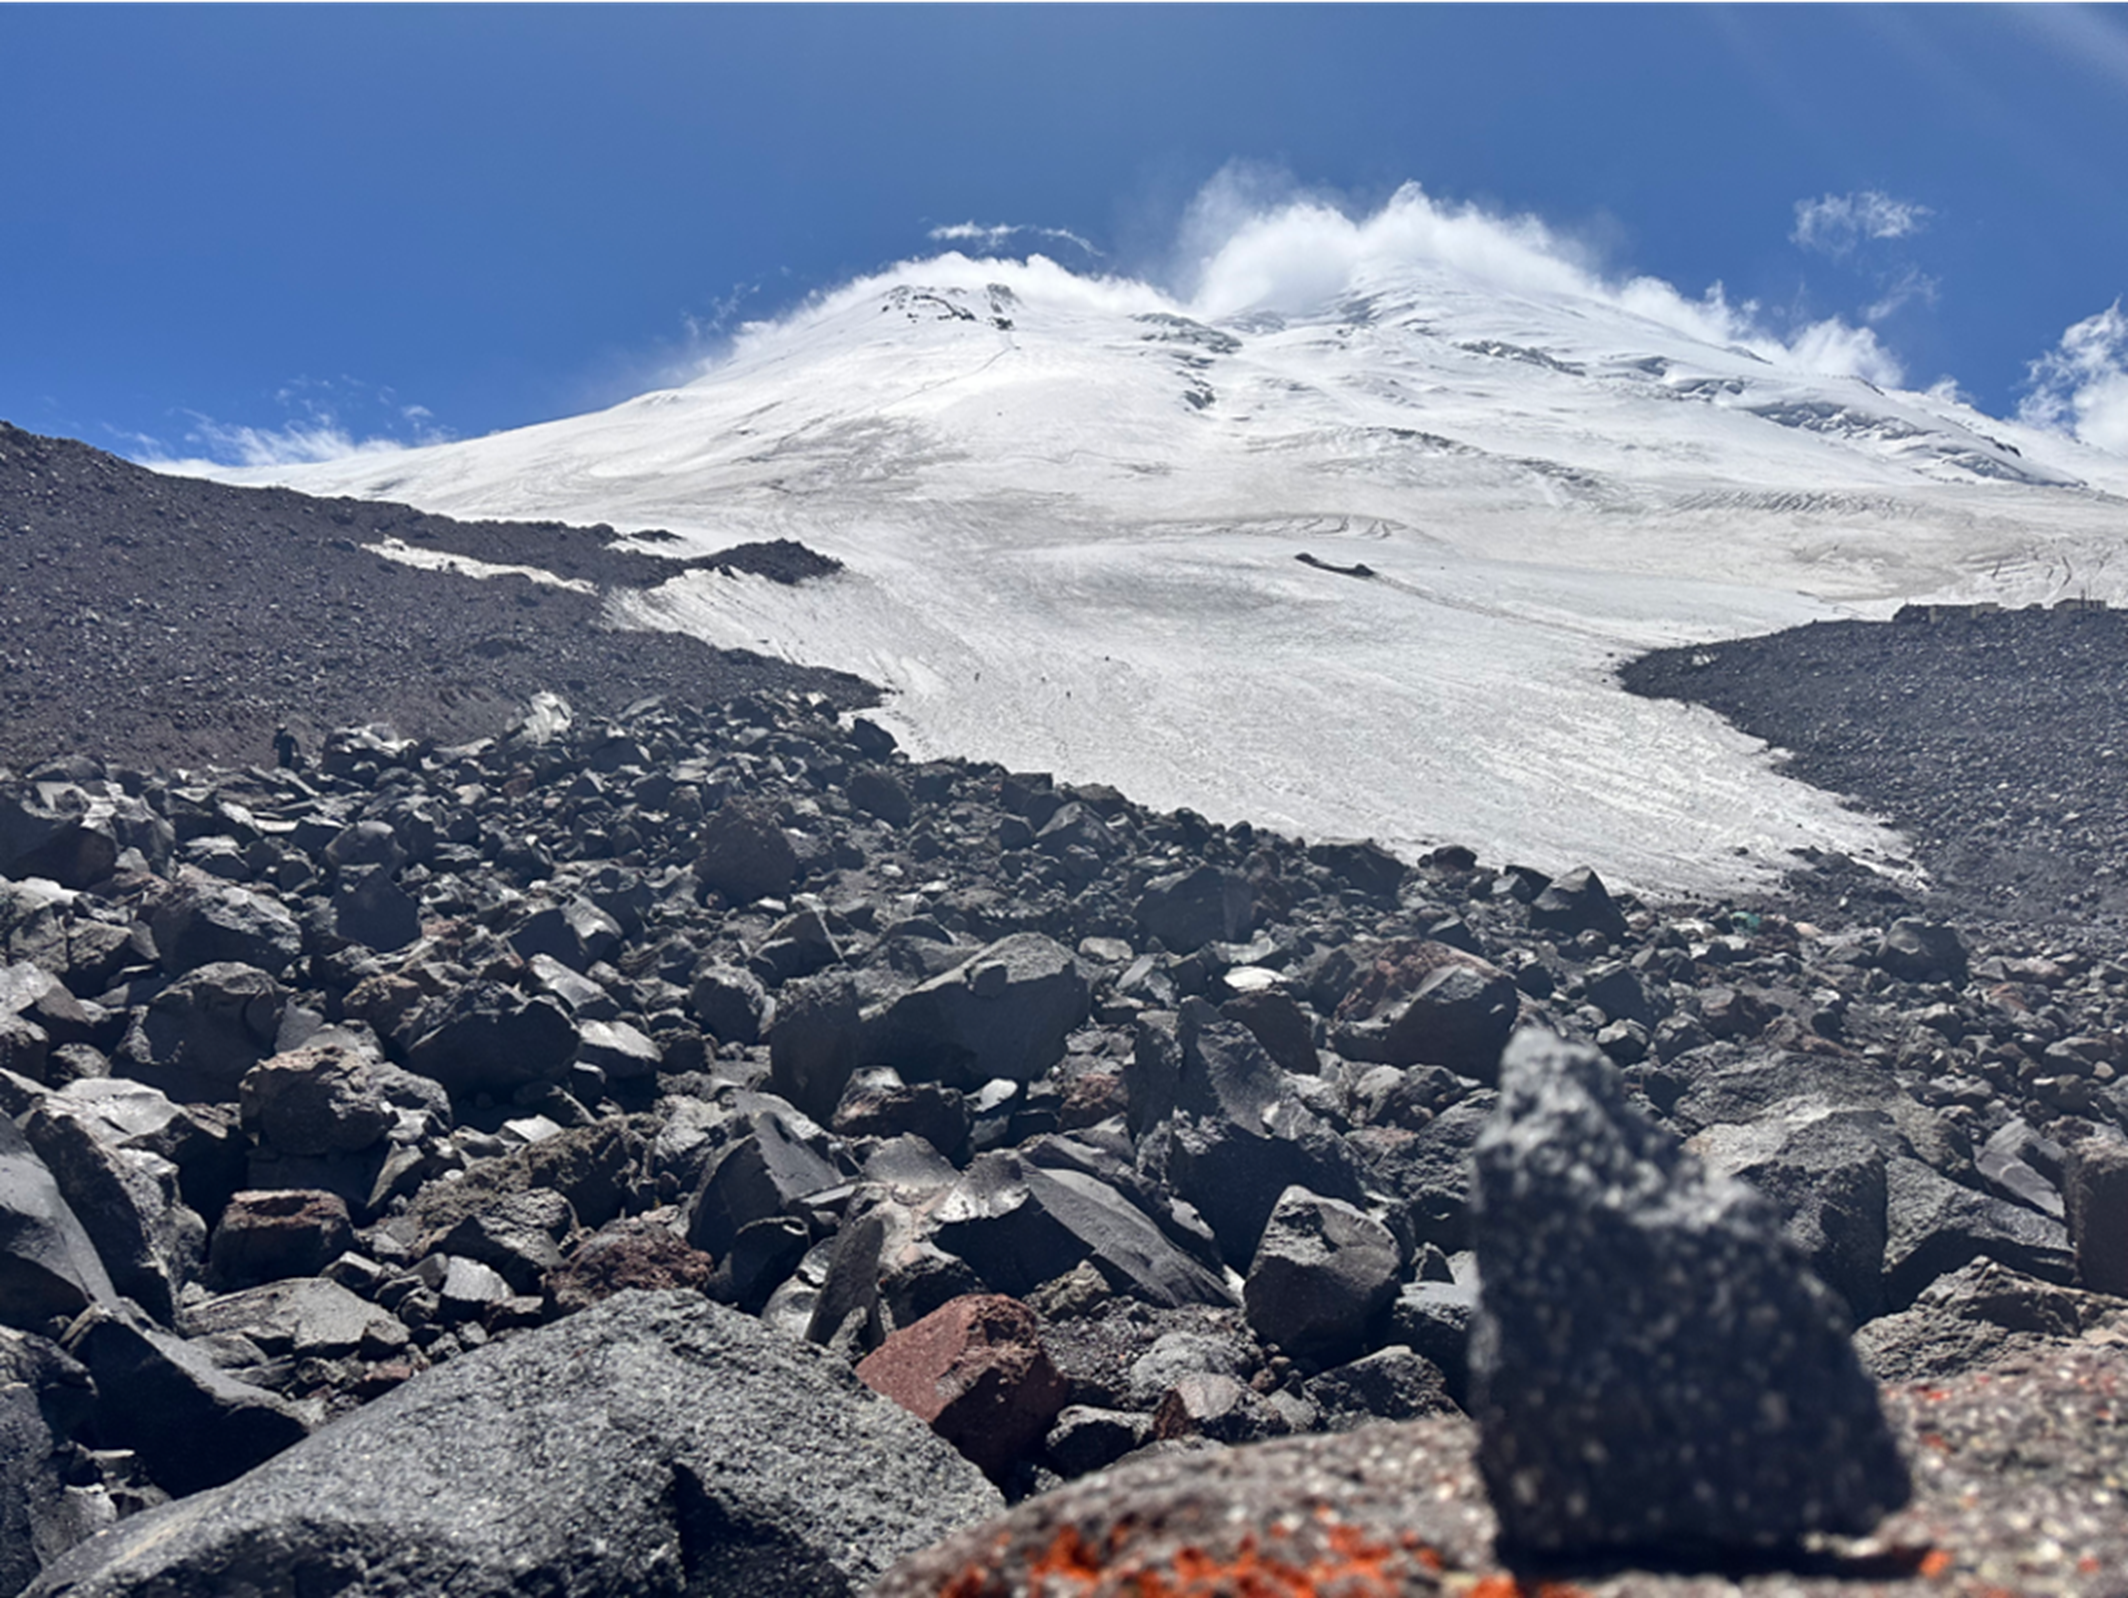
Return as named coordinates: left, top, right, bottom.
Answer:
left=195, top=250, right=2128, bottom=898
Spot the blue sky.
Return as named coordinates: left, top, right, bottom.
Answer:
left=5, top=4, right=2128, bottom=464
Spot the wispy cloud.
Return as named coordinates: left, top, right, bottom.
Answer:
left=2020, top=301, right=2128, bottom=454
left=1791, top=190, right=1932, bottom=258
left=1174, top=169, right=1905, bottom=384
left=1863, top=265, right=1941, bottom=325
left=130, top=375, right=449, bottom=471
left=926, top=220, right=1102, bottom=258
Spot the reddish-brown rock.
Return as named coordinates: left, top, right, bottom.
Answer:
left=541, top=1218, right=715, bottom=1316
left=207, top=1189, right=354, bottom=1289
left=855, top=1293, right=1068, bottom=1481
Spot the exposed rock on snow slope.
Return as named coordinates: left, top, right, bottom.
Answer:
left=203, top=253, right=2128, bottom=896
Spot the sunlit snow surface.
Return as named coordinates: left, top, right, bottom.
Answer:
left=207, top=258, right=2128, bottom=897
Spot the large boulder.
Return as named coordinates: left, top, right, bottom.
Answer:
left=1689, top=1104, right=1892, bottom=1324
left=0, top=1115, right=115, bottom=1331
left=2064, top=1135, right=2128, bottom=1295
left=931, top=1152, right=1234, bottom=1310
left=21, top=1090, right=206, bottom=1324
left=867, top=933, right=1088, bottom=1089
left=61, top=1301, right=312, bottom=1496
left=148, top=879, right=302, bottom=978
left=238, top=1040, right=448, bottom=1159
left=1136, top=865, right=1254, bottom=952
left=1875, top=917, right=1968, bottom=983
left=113, top=962, right=286, bottom=1104
left=29, top=1290, right=1002, bottom=1598
left=1333, top=942, right=1519, bottom=1079
left=0, top=1327, right=106, bottom=1597
left=206, top=1190, right=356, bottom=1290
left=768, top=974, right=864, bottom=1123
left=404, top=981, right=580, bottom=1101
left=1525, top=865, right=1627, bottom=940
left=182, top=1277, right=408, bottom=1363
left=1470, top=1029, right=1908, bottom=1558
left=0, top=783, right=168, bottom=888
left=695, top=800, right=800, bottom=904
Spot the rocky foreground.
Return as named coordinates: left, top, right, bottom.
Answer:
left=4, top=682, right=2128, bottom=1596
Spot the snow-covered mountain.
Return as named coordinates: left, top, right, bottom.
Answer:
left=205, top=249, right=2128, bottom=897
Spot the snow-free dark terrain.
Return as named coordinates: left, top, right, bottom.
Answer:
left=0, top=422, right=869, bottom=775
left=1626, top=606, right=2128, bottom=931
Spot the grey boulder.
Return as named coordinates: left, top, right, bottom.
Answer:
left=0, top=1115, right=115, bottom=1330
left=61, top=1301, right=313, bottom=1496
left=29, top=1289, right=1002, bottom=1598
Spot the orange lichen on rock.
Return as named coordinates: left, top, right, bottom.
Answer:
left=968, top=1514, right=1445, bottom=1596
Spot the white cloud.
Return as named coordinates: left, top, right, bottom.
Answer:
left=1792, top=191, right=1932, bottom=258
left=712, top=170, right=1907, bottom=388
left=1175, top=173, right=1903, bottom=383
left=2020, top=302, right=2128, bottom=454
left=1783, top=318, right=1905, bottom=387
left=927, top=220, right=1101, bottom=257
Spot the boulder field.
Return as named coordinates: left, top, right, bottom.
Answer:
left=2, top=688, right=2127, bottom=1594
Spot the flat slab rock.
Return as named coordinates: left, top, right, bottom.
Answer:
left=873, top=1344, right=2128, bottom=1596
left=28, top=1289, right=1002, bottom=1598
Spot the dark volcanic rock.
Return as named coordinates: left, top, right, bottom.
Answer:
left=0, top=1328, right=105, bottom=1597
left=1242, top=1184, right=1401, bottom=1365
left=61, top=1302, right=312, bottom=1496
left=207, top=1188, right=355, bottom=1289
left=149, top=881, right=303, bottom=979
left=404, top=981, right=580, bottom=1100
left=867, top=932, right=1089, bottom=1089
left=2064, top=1135, right=2128, bottom=1295
left=31, top=1290, right=1001, bottom=1598
left=1136, top=864, right=1254, bottom=951
left=1526, top=866, right=1627, bottom=940
left=0, top=1115, right=115, bottom=1329
left=1470, top=1029, right=1908, bottom=1558
left=114, top=961, right=286, bottom=1103
left=696, top=801, right=800, bottom=904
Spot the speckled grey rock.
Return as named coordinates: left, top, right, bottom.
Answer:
left=28, top=1289, right=1002, bottom=1598
left=1470, top=1029, right=1909, bottom=1558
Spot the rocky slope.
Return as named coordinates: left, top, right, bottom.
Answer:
left=3, top=684, right=2127, bottom=1595
left=0, top=420, right=868, bottom=774
left=1626, top=604, right=2128, bottom=931
left=4, top=423, right=2128, bottom=1595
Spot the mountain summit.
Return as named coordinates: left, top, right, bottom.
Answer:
left=206, top=251, right=2128, bottom=894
